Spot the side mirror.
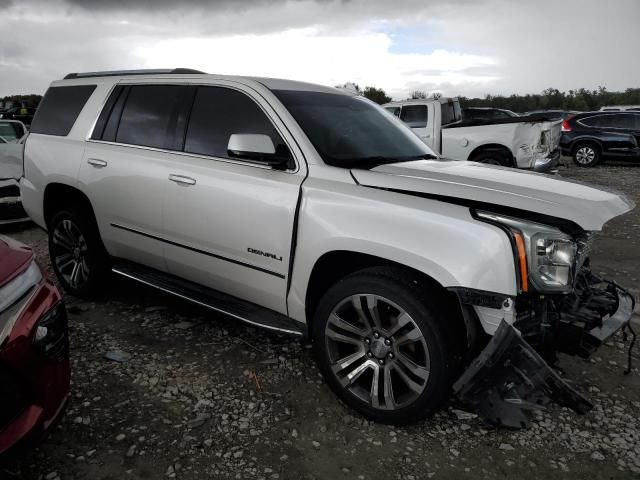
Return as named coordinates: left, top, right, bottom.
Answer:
left=227, top=134, right=291, bottom=170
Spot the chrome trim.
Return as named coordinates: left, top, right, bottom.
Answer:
left=111, top=267, right=303, bottom=336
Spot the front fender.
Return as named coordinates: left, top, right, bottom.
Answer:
left=287, top=177, right=517, bottom=324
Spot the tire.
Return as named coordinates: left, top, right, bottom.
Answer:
left=48, top=208, right=111, bottom=297
left=312, top=267, right=457, bottom=425
left=472, top=150, right=512, bottom=167
left=572, top=142, right=600, bottom=167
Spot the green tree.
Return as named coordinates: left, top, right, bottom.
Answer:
left=362, top=86, right=391, bottom=105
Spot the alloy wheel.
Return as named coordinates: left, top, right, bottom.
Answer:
left=51, top=219, right=90, bottom=289
left=575, top=146, right=596, bottom=165
left=324, top=294, right=430, bottom=411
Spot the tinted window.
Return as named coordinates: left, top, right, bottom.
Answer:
left=185, top=87, right=285, bottom=160
left=30, top=85, right=96, bottom=136
left=385, top=106, right=401, bottom=117
left=116, top=85, right=193, bottom=150
left=634, top=114, right=640, bottom=129
left=610, top=114, right=634, bottom=129
left=400, top=105, right=428, bottom=128
left=580, top=116, right=602, bottom=127
left=441, top=100, right=462, bottom=125
left=273, top=90, right=435, bottom=168
left=91, top=85, right=125, bottom=140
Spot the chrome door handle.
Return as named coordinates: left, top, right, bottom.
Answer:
left=88, top=158, right=108, bottom=168
left=169, top=174, right=196, bottom=186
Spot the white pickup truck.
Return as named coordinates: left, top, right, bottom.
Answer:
left=384, top=98, right=562, bottom=172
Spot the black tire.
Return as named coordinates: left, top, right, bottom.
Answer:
left=312, top=267, right=457, bottom=425
left=572, top=142, right=600, bottom=167
left=48, top=207, right=111, bottom=297
left=472, top=150, right=513, bottom=167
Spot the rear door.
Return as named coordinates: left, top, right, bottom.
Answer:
left=400, top=104, right=435, bottom=149
left=80, top=83, right=194, bottom=272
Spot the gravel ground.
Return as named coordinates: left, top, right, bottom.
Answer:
left=1, top=159, right=640, bottom=480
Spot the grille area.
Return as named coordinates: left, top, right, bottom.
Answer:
left=0, top=362, right=27, bottom=430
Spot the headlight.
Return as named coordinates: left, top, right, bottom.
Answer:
left=475, top=211, right=577, bottom=293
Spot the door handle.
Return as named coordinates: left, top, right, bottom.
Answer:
left=87, top=158, right=108, bottom=168
left=169, top=174, right=197, bottom=186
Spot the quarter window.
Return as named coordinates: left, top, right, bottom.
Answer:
left=184, top=87, right=286, bottom=160
left=30, top=85, right=96, bottom=136
left=400, top=105, right=428, bottom=128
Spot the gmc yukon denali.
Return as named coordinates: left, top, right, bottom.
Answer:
left=20, top=69, right=635, bottom=427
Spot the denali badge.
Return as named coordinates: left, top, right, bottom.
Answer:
left=247, top=248, right=283, bottom=262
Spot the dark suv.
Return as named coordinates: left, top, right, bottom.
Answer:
left=560, top=111, right=640, bottom=167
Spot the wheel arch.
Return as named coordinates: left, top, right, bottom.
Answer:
left=569, top=137, right=603, bottom=155
left=43, top=182, right=97, bottom=230
left=303, top=250, right=475, bottom=358
left=468, top=143, right=515, bottom=165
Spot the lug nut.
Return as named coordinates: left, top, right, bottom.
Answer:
left=384, top=338, right=391, bottom=346
left=373, top=332, right=380, bottom=339
left=367, top=352, right=373, bottom=358
left=388, top=352, right=394, bottom=359
left=364, top=338, right=371, bottom=344
left=378, top=359, right=384, bottom=365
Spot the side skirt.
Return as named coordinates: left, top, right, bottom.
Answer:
left=111, top=260, right=307, bottom=338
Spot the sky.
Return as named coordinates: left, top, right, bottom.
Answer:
left=1, top=0, right=638, bottom=99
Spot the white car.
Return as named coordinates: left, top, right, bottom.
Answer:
left=20, top=69, right=635, bottom=427
left=0, top=119, right=29, bottom=225
left=384, top=98, right=562, bottom=172
left=600, top=105, right=640, bottom=112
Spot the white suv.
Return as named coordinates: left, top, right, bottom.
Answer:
left=21, top=69, right=635, bottom=427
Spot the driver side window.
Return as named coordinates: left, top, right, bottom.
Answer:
left=184, top=87, right=289, bottom=161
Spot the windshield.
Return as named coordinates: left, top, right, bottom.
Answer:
left=273, top=90, right=437, bottom=169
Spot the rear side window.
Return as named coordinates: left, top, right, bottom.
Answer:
left=184, top=86, right=285, bottom=159
left=30, top=85, right=96, bottom=136
left=579, top=116, right=602, bottom=127
left=441, top=100, right=462, bottom=125
left=400, top=105, right=428, bottom=128
left=116, top=85, right=193, bottom=150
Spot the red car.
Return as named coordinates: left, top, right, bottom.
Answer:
left=0, top=235, right=69, bottom=455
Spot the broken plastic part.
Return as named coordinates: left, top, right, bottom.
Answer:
left=453, top=320, right=593, bottom=429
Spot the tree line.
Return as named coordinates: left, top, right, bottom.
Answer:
left=5, top=86, right=640, bottom=113
left=338, top=83, right=640, bottom=112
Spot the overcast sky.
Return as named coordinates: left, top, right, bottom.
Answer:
left=1, top=0, right=638, bottom=99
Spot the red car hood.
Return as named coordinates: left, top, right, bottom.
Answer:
left=0, top=235, right=34, bottom=287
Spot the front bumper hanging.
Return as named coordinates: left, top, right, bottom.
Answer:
left=453, top=275, right=635, bottom=429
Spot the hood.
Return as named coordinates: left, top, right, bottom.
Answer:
left=0, top=235, right=33, bottom=287
left=351, top=160, right=634, bottom=231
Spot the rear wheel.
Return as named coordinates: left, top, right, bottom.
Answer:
left=312, top=268, right=456, bottom=425
left=572, top=142, right=600, bottom=167
left=472, top=150, right=512, bottom=167
left=48, top=208, right=111, bottom=297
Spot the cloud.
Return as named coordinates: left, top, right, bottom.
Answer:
left=0, top=0, right=638, bottom=99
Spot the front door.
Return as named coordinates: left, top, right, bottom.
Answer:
left=162, top=84, right=306, bottom=314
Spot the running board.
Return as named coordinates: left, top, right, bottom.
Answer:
left=111, top=261, right=306, bottom=337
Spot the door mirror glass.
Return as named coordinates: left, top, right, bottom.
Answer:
left=227, top=133, right=291, bottom=169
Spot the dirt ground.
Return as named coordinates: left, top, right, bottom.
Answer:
left=1, top=159, right=639, bottom=480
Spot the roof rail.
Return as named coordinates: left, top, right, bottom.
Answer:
left=63, top=68, right=206, bottom=80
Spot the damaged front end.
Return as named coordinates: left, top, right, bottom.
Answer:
left=452, top=263, right=635, bottom=429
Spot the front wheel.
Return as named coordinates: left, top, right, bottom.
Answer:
left=312, top=268, right=456, bottom=425
left=48, top=209, right=111, bottom=297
